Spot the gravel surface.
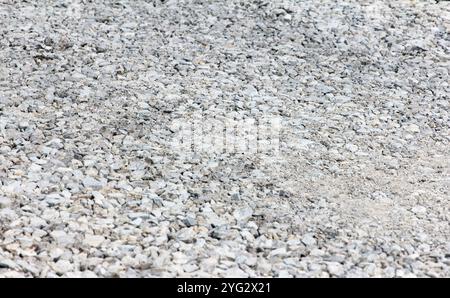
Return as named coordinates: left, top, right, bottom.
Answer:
left=0, top=0, right=449, bottom=277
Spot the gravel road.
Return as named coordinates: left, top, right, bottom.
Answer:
left=0, top=0, right=449, bottom=277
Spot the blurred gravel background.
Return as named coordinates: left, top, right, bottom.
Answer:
left=0, top=0, right=449, bottom=277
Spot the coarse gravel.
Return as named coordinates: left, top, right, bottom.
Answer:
left=0, top=0, right=449, bottom=277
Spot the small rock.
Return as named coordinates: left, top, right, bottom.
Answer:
left=82, top=176, right=106, bottom=190
left=411, top=206, right=427, bottom=214
left=29, top=217, right=47, bottom=228
left=211, top=225, right=229, bottom=240
left=233, top=207, right=253, bottom=222
left=345, top=143, right=358, bottom=153
left=0, top=196, right=12, bottom=208
left=301, top=233, right=316, bottom=247
left=51, top=260, right=73, bottom=274
left=172, top=252, right=189, bottom=265
left=283, top=14, right=292, bottom=21
left=177, top=227, right=196, bottom=242
left=231, top=192, right=240, bottom=200
left=46, top=138, right=64, bottom=149
left=183, top=215, right=197, bottom=227
left=278, top=270, right=292, bottom=277
left=83, top=234, right=105, bottom=247
left=223, top=266, right=249, bottom=278
left=0, top=258, right=18, bottom=269
left=406, top=124, right=420, bottom=133
left=327, top=262, right=345, bottom=276
left=18, top=121, right=30, bottom=129
left=43, top=37, right=53, bottom=46
left=50, top=230, right=75, bottom=246
left=49, top=247, right=65, bottom=260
